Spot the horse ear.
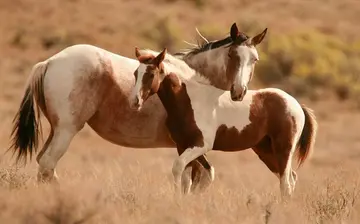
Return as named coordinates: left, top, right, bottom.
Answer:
left=230, top=22, right=239, bottom=41
left=135, top=47, right=141, bottom=59
left=250, top=28, right=268, bottom=46
left=154, top=48, right=167, bottom=66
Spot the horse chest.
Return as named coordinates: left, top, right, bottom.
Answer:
left=158, top=82, right=205, bottom=150
left=165, top=115, right=204, bottom=150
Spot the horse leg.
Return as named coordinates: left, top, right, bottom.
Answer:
left=271, top=135, right=296, bottom=200
left=183, top=155, right=215, bottom=193
left=253, top=136, right=299, bottom=198
left=179, top=150, right=214, bottom=194
left=290, top=169, right=298, bottom=192
left=36, top=123, right=80, bottom=183
left=181, top=161, right=197, bottom=194
left=191, top=155, right=215, bottom=192
left=252, top=136, right=279, bottom=178
left=172, top=147, right=210, bottom=194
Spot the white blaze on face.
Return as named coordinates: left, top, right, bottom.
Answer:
left=130, top=63, right=147, bottom=108
left=234, top=45, right=259, bottom=89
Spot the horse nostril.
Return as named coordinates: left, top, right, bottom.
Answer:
left=135, top=97, right=139, bottom=105
left=242, top=86, right=248, bottom=98
left=131, top=96, right=140, bottom=109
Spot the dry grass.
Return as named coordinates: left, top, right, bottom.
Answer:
left=1, top=101, right=360, bottom=223
left=1, top=0, right=360, bottom=223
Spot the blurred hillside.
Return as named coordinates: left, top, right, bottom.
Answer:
left=1, top=0, right=360, bottom=106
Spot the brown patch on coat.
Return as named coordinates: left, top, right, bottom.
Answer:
left=213, top=91, right=297, bottom=176
left=83, top=54, right=174, bottom=148
left=157, top=72, right=204, bottom=150
left=68, top=53, right=116, bottom=131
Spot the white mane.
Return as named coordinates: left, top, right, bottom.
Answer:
left=138, top=49, right=211, bottom=85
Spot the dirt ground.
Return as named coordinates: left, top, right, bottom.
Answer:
left=1, top=0, right=360, bottom=223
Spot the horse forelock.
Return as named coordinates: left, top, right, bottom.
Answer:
left=138, top=54, right=155, bottom=64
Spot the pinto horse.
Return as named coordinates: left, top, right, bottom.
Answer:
left=8, top=23, right=267, bottom=192
left=131, top=48, right=317, bottom=198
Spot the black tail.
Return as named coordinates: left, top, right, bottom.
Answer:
left=295, top=105, right=318, bottom=169
left=8, top=61, right=48, bottom=165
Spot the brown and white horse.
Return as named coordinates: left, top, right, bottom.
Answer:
left=8, top=23, right=267, bottom=191
left=131, top=48, right=317, bottom=198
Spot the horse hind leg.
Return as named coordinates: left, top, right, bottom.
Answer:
left=252, top=136, right=280, bottom=178
left=36, top=129, right=55, bottom=182
left=191, top=155, right=215, bottom=192
left=253, top=136, right=299, bottom=199
left=180, top=155, right=214, bottom=194
left=290, top=169, right=297, bottom=192
left=271, top=136, right=297, bottom=200
left=172, top=146, right=210, bottom=194
left=181, top=162, right=196, bottom=194
left=36, top=124, right=80, bottom=183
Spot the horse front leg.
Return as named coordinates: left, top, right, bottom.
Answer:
left=172, top=146, right=211, bottom=195
left=181, top=155, right=215, bottom=194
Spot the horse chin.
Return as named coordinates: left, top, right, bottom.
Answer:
left=129, top=103, right=143, bottom=111
left=230, top=85, right=247, bottom=101
left=135, top=105, right=143, bottom=111
left=129, top=100, right=143, bottom=111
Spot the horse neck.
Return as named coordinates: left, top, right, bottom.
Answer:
left=157, top=72, right=226, bottom=115
left=156, top=75, right=185, bottom=119
left=183, top=47, right=232, bottom=90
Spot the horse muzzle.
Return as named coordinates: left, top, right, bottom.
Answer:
left=129, top=96, right=143, bottom=111
left=230, top=84, right=248, bottom=101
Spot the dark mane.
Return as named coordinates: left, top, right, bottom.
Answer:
left=174, top=32, right=249, bottom=57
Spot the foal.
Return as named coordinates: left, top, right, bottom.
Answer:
left=132, top=48, right=317, bottom=198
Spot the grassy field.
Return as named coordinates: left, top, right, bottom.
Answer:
left=1, top=0, right=360, bottom=223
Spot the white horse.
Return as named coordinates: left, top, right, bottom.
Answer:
left=8, top=23, right=267, bottom=193
left=130, top=48, right=317, bottom=198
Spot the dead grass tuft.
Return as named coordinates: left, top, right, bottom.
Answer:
left=0, top=167, right=30, bottom=190
left=307, top=178, right=360, bottom=223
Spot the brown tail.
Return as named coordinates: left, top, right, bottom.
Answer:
left=295, top=105, right=318, bottom=169
left=8, top=61, right=49, bottom=165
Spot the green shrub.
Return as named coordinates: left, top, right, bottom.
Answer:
left=255, top=29, right=360, bottom=101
